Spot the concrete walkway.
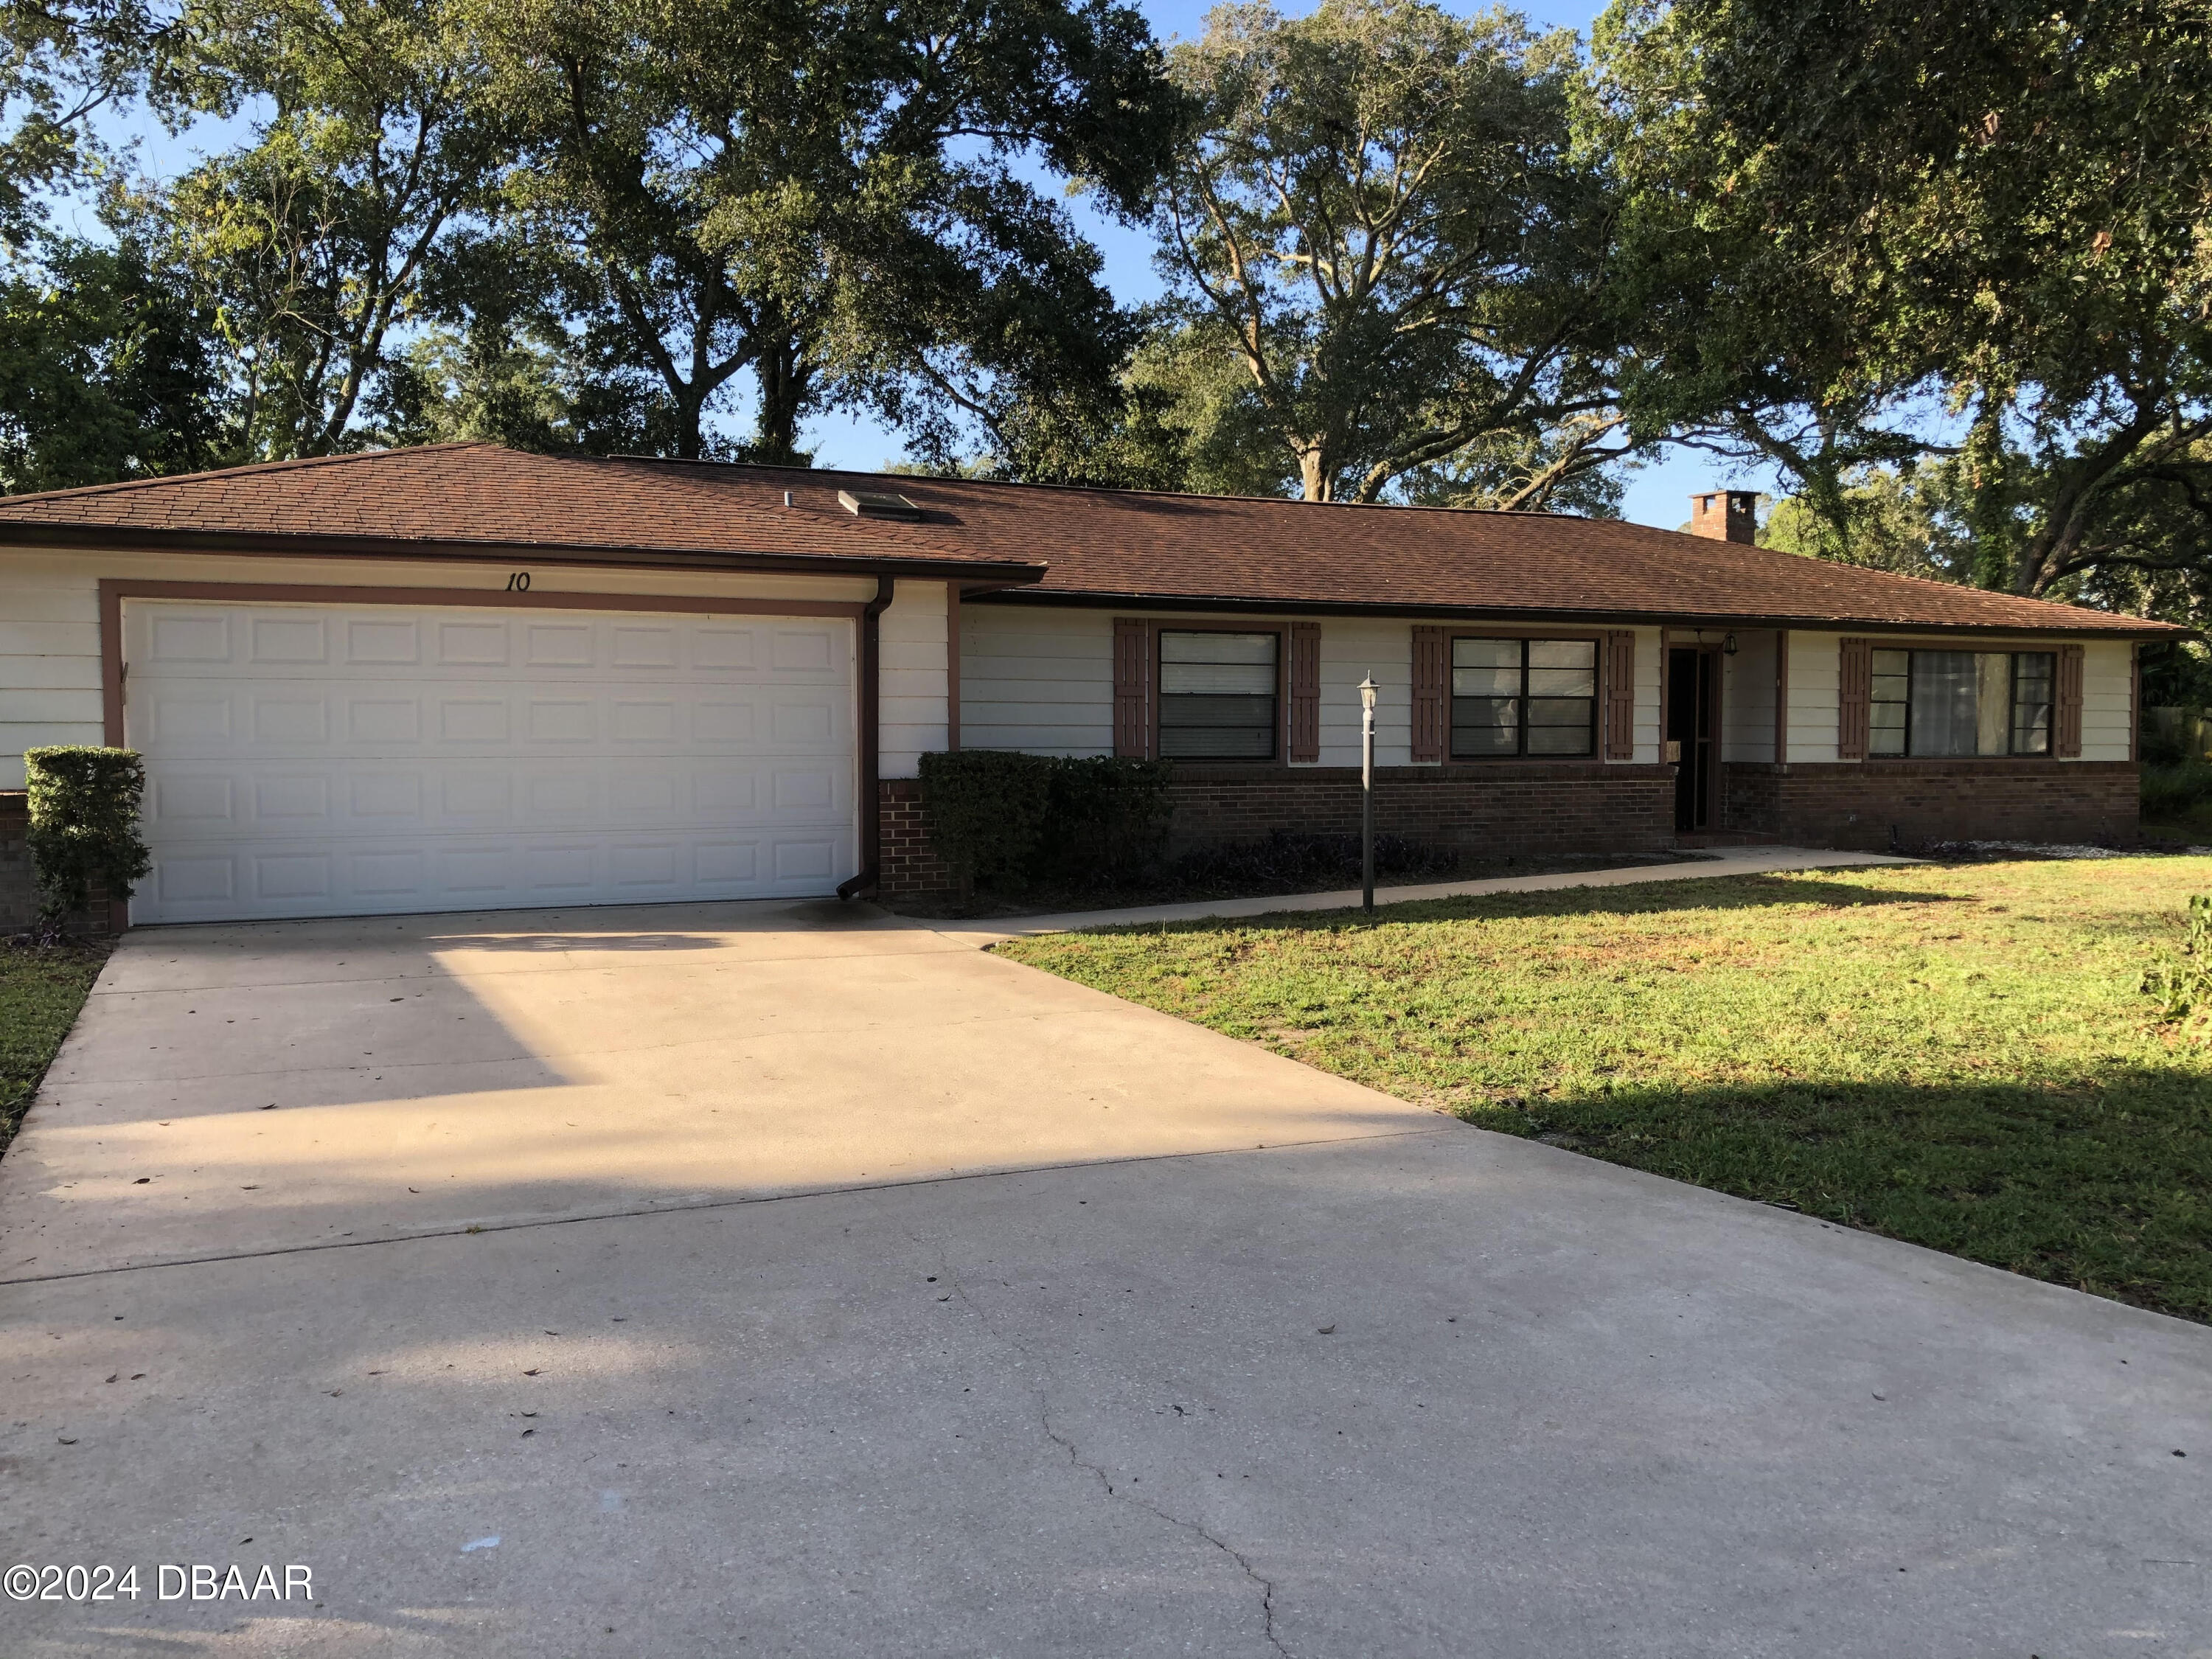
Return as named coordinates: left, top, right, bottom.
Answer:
left=928, top=844, right=1919, bottom=938
left=2, top=882, right=2207, bottom=1657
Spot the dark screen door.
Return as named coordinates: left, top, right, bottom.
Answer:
left=1667, top=648, right=1717, bottom=832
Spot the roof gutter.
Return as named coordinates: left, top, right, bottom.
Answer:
left=837, top=576, right=897, bottom=901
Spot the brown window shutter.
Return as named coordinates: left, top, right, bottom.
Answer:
left=1113, top=618, right=1150, bottom=759
left=2056, top=643, right=2084, bottom=757
left=1287, top=622, right=1321, bottom=762
left=1604, top=630, right=1636, bottom=759
left=1411, top=626, right=1448, bottom=762
left=1837, top=636, right=1871, bottom=761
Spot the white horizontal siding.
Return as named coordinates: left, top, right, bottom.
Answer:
left=878, top=580, right=948, bottom=779
left=0, top=620, right=102, bottom=658
left=959, top=606, right=1113, bottom=757
left=0, top=555, right=105, bottom=785
left=1316, top=619, right=1411, bottom=767
left=2, top=653, right=103, bottom=690
left=2078, top=639, right=2134, bottom=762
left=0, top=547, right=880, bottom=789
left=1786, top=631, right=1843, bottom=763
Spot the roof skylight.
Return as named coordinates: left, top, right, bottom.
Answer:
left=838, top=489, right=923, bottom=521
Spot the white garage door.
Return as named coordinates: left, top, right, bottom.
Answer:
left=124, top=599, right=859, bottom=924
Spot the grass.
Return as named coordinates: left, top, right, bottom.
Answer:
left=0, top=943, right=107, bottom=1159
left=999, top=858, right=2212, bottom=1324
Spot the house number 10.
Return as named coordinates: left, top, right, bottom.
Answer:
left=505, top=572, right=532, bottom=591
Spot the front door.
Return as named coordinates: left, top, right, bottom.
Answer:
left=1666, top=647, right=1719, bottom=832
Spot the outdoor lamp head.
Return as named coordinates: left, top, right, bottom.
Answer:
left=1359, top=674, right=1378, bottom=713
left=1723, top=633, right=1739, bottom=655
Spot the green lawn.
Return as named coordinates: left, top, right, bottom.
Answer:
left=1, top=945, right=106, bottom=1159
left=1000, top=858, right=2212, bottom=1324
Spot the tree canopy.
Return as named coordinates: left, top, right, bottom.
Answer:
left=461, top=0, right=1180, bottom=462
left=1152, top=0, right=1630, bottom=505
left=1, top=0, right=2206, bottom=637
left=1593, top=0, right=2212, bottom=597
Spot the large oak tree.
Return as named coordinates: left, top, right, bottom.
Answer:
left=1155, top=0, right=1632, bottom=505
left=470, top=0, right=1181, bottom=462
left=1594, top=0, right=2212, bottom=597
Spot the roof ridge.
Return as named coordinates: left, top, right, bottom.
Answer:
left=605, top=451, right=1599, bottom=521
left=0, top=441, right=498, bottom=509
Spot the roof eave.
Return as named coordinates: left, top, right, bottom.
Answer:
left=0, top=521, right=1046, bottom=585
left=971, top=586, right=2184, bottom=638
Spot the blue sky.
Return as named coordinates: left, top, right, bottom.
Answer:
left=91, top=0, right=1777, bottom=526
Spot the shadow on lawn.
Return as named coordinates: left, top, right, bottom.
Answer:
left=1462, top=1068, right=2212, bottom=1324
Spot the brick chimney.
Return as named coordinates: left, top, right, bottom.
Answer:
left=1689, top=489, right=1758, bottom=543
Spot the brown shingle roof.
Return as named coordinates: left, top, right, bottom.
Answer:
left=0, top=444, right=1037, bottom=580
left=0, top=442, right=2174, bottom=635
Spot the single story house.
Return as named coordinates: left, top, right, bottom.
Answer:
left=0, top=443, right=2176, bottom=928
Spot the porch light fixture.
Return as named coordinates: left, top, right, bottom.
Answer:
left=1723, top=633, right=1739, bottom=655
left=1359, top=674, right=1379, bottom=914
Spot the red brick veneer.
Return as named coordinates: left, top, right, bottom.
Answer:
left=877, top=778, right=956, bottom=897
left=874, top=759, right=2145, bottom=897
left=0, top=792, right=31, bottom=932
left=1163, top=764, right=1678, bottom=858
left=1722, top=761, right=2140, bottom=849
left=874, top=765, right=1678, bottom=897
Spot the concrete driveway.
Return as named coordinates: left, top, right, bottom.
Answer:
left=1, top=898, right=2207, bottom=1656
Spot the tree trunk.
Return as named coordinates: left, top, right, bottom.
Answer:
left=751, top=332, right=813, bottom=465
left=675, top=392, right=704, bottom=460
left=1296, top=445, right=1333, bottom=501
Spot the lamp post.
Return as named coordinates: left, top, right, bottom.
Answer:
left=1359, top=674, right=1378, bottom=915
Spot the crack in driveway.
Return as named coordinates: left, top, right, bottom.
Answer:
left=936, top=1253, right=1293, bottom=1659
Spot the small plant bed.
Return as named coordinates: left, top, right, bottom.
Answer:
left=998, top=857, right=2212, bottom=1323
left=1, top=940, right=108, bottom=1160
left=881, top=836, right=1694, bottom=921
left=2143, top=760, right=2212, bottom=845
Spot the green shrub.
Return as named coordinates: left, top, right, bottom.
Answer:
left=24, top=746, right=153, bottom=928
left=918, top=751, right=1176, bottom=891
left=2142, top=761, right=2212, bottom=821
left=919, top=751, right=1057, bottom=889
left=1040, top=756, right=1175, bottom=880
left=2140, top=723, right=2192, bottom=768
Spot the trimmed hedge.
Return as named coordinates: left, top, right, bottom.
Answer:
left=1042, top=756, right=1175, bottom=880
left=24, top=746, right=152, bottom=928
left=919, top=751, right=1173, bottom=891
left=919, top=751, right=1057, bottom=888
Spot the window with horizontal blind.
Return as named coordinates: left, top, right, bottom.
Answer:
left=1869, top=650, right=2055, bottom=757
left=1158, top=630, right=1279, bottom=759
left=1450, top=637, right=1596, bottom=758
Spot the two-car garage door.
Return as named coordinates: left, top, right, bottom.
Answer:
left=124, top=598, right=858, bottom=924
